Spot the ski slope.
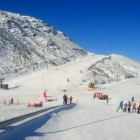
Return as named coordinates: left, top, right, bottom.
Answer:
left=0, top=54, right=140, bottom=140
left=0, top=78, right=140, bottom=140
left=0, top=54, right=105, bottom=121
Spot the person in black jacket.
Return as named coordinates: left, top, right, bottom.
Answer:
left=70, top=96, right=73, bottom=104
left=63, top=94, right=66, bottom=105
left=137, top=104, right=140, bottom=114
left=11, top=98, right=13, bottom=104
left=127, top=101, right=131, bottom=113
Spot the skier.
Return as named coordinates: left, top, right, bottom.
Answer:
left=63, top=94, right=66, bottom=105
left=132, top=103, right=136, bottom=113
left=116, top=101, right=123, bottom=112
left=127, top=101, right=131, bottom=113
left=11, top=98, right=13, bottom=104
left=65, top=94, right=68, bottom=105
left=70, top=96, right=73, bottom=104
left=43, top=90, right=47, bottom=97
left=123, top=103, right=127, bottom=112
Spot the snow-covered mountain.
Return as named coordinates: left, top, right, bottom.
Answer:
left=0, top=10, right=87, bottom=77
left=62, top=54, right=140, bottom=87
left=0, top=10, right=140, bottom=84
left=84, top=54, right=140, bottom=84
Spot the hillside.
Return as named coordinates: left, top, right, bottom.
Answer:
left=86, top=54, right=140, bottom=84
left=0, top=10, right=87, bottom=78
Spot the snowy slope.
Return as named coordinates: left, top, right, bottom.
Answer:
left=86, top=54, right=140, bottom=84
left=0, top=77, right=140, bottom=140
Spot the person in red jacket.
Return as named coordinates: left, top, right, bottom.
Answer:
left=132, top=103, right=136, bottom=112
left=65, top=94, right=68, bottom=105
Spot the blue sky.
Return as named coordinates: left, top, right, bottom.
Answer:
left=0, top=0, right=140, bottom=61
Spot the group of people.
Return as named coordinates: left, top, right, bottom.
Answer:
left=93, top=92, right=108, bottom=100
left=27, top=101, right=43, bottom=107
left=116, top=101, right=140, bottom=113
left=63, top=94, right=73, bottom=105
left=3, top=98, right=19, bottom=105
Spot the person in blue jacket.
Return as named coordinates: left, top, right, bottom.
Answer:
left=116, top=101, right=124, bottom=112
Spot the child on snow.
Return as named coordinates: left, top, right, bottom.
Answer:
left=123, top=103, right=127, bottom=112
left=132, top=103, right=136, bottom=112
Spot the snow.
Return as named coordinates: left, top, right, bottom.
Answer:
left=0, top=54, right=140, bottom=140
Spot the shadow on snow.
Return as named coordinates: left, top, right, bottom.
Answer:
left=0, top=103, right=76, bottom=140
left=45, top=114, right=131, bottom=134
left=0, top=104, right=131, bottom=140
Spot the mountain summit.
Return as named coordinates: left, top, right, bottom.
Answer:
left=0, top=10, right=87, bottom=77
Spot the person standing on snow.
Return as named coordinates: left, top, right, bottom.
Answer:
left=132, top=103, right=136, bottom=113
left=65, top=94, right=68, bottom=105
left=127, top=101, right=131, bottom=113
left=123, top=103, right=127, bottom=112
left=63, top=94, right=66, bottom=105
left=116, top=101, right=124, bottom=112
left=137, top=104, right=140, bottom=114
left=11, top=98, right=13, bottom=104
left=70, top=96, right=73, bottom=104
